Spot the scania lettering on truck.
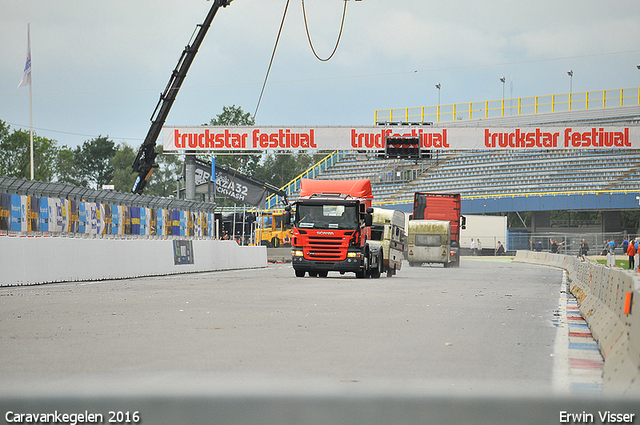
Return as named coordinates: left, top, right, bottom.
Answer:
left=369, top=208, right=405, bottom=276
left=286, top=179, right=383, bottom=278
left=407, top=220, right=451, bottom=267
left=411, top=192, right=465, bottom=267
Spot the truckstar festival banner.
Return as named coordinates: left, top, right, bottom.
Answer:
left=163, top=125, right=640, bottom=152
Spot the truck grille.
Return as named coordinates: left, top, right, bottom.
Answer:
left=306, top=236, right=345, bottom=261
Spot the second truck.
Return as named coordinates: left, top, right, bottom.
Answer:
left=407, top=192, right=465, bottom=268
left=286, top=179, right=383, bottom=278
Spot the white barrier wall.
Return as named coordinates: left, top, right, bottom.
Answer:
left=514, top=251, right=640, bottom=393
left=0, top=236, right=267, bottom=286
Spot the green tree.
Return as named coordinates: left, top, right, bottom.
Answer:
left=73, top=136, right=116, bottom=189
left=205, top=105, right=261, bottom=176
left=55, top=145, right=81, bottom=185
left=0, top=123, right=58, bottom=181
left=253, top=151, right=323, bottom=188
left=110, top=143, right=137, bottom=193
left=144, top=145, right=183, bottom=197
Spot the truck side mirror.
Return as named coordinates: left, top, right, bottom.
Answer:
left=284, top=208, right=291, bottom=225
left=461, top=215, right=467, bottom=230
left=364, top=213, right=373, bottom=227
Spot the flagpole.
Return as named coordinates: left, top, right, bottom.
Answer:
left=28, top=24, right=34, bottom=181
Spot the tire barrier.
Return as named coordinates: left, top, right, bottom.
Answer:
left=514, top=250, right=639, bottom=393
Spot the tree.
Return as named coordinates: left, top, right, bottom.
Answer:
left=0, top=122, right=58, bottom=181
left=144, top=145, right=183, bottom=197
left=54, top=146, right=80, bottom=185
left=205, top=105, right=261, bottom=176
left=73, top=136, right=116, bottom=189
left=110, top=143, right=137, bottom=193
left=253, top=151, right=323, bottom=188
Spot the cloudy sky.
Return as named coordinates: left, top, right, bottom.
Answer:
left=1, top=0, right=639, bottom=149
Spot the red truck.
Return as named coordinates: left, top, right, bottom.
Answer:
left=286, top=179, right=383, bottom=278
left=411, top=192, right=466, bottom=267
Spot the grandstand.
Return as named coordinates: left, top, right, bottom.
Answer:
left=265, top=87, right=640, bottom=209
left=315, top=148, right=640, bottom=204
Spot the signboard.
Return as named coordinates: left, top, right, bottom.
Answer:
left=215, top=167, right=269, bottom=207
left=163, top=125, right=640, bottom=152
left=191, top=161, right=269, bottom=207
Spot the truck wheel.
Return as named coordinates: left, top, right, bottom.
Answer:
left=356, top=253, right=369, bottom=278
left=295, top=270, right=305, bottom=278
left=369, top=251, right=381, bottom=278
left=318, top=271, right=328, bottom=278
left=386, top=266, right=394, bottom=277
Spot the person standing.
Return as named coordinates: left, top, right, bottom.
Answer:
left=606, top=240, right=615, bottom=267
left=633, top=238, right=640, bottom=271
left=578, top=238, right=589, bottom=257
left=628, top=239, right=636, bottom=270
left=470, top=238, right=476, bottom=256
left=476, top=239, right=482, bottom=256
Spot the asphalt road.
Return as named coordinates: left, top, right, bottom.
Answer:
left=0, top=257, right=565, bottom=393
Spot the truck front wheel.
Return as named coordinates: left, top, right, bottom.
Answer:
left=295, top=270, right=305, bottom=277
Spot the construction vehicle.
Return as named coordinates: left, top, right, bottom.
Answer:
left=257, top=210, right=292, bottom=247
left=286, top=179, right=383, bottom=278
left=369, top=208, right=405, bottom=276
left=131, top=0, right=233, bottom=194
left=410, top=192, right=465, bottom=267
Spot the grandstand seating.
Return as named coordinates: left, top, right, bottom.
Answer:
left=293, top=148, right=640, bottom=205
left=264, top=88, right=640, bottom=208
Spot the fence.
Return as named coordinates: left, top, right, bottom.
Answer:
left=0, top=176, right=218, bottom=239
left=374, top=87, right=640, bottom=124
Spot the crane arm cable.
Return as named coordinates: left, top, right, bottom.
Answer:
left=253, top=0, right=291, bottom=121
left=302, top=0, right=348, bottom=62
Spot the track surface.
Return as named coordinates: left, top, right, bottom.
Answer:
left=0, top=258, right=566, bottom=392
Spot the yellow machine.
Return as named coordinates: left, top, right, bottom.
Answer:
left=257, top=210, right=292, bottom=247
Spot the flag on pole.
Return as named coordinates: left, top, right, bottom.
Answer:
left=18, top=24, right=31, bottom=88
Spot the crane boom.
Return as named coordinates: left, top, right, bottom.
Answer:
left=132, top=0, right=233, bottom=194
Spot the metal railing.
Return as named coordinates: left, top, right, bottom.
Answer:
left=374, top=87, right=640, bottom=124
left=263, top=150, right=348, bottom=209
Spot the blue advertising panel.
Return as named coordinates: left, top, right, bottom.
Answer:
left=39, top=197, right=49, bottom=232
left=10, top=195, right=23, bottom=232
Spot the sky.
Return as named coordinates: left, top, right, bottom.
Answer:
left=1, top=0, right=639, bottom=149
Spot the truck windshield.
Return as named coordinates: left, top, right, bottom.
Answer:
left=296, top=204, right=359, bottom=230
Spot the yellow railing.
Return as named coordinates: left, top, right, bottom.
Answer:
left=261, top=150, right=348, bottom=210
left=374, top=87, right=640, bottom=124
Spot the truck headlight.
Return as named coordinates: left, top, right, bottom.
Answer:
left=347, top=252, right=360, bottom=258
left=292, top=250, right=304, bottom=257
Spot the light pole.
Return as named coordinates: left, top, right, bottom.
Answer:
left=499, top=77, right=506, bottom=116
left=567, top=70, right=573, bottom=110
left=435, top=83, right=441, bottom=122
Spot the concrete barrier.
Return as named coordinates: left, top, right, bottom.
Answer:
left=514, top=250, right=640, bottom=393
left=266, top=247, right=292, bottom=263
left=0, top=236, right=267, bottom=286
